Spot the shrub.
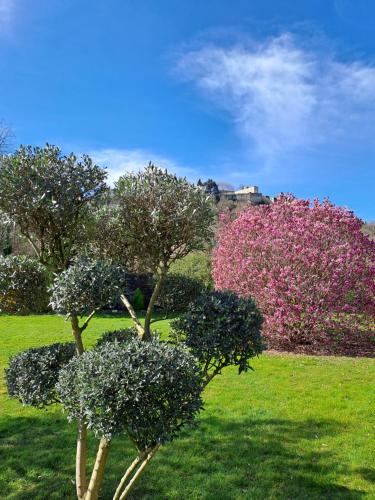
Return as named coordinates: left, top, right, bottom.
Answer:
left=6, top=342, right=76, bottom=407
left=57, top=339, right=204, bottom=447
left=156, top=273, right=206, bottom=314
left=213, top=195, right=375, bottom=354
left=169, top=250, right=213, bottom=289
left=0, top=255, right=49, bottom=313
left=172, top=290, right=265, bottom=382
left=133, top=287, right=145, bottom=310
left=96, top=328, right=138, bottom=347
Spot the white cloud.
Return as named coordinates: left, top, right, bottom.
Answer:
left=177, top=33, right=375, bottom=164
left=89, top=148, right=197, bottom=186
left=0, top=0, right=15, bottom=31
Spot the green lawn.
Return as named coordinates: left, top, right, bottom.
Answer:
left=1, top=313, right=374, bottom=499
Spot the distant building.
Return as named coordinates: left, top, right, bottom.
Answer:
left=219, top=185, right=272, bottom=205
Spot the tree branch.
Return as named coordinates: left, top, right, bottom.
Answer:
left=26, top=236, right=41, bottom=259
left=143, top=264, right=167, bottom=340
left=71, top=315, right=85, bottom=356
left=112, top=451, right=147, bottom=500
left=117, top=444, right=160, bottom=500
left=202, top=364, right=223, bottom=389
left=80, top=309, right=97, bottom=333
left=120, top=293, right=145, bottom=338
left=85, top=437, right=110, bottom=500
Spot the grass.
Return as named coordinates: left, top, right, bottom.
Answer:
left=0, top=313, right=374, bottom=499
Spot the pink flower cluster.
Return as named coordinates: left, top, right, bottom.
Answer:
left=212, top=195, right=375, bottom=355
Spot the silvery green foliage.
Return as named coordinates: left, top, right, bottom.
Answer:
left=50, top=258, right=127, bottom=316
left=0, top=210, right=13, bottom=256
left=0, top=144, right=107, bottom=272
left=0, top=256, right=49, bottom=313
left=6, top=342, right=76, bottom=407
left=57, top=339, right=204, bottom=448
left=115, top=164, right=215, bottom=272
left=86, top=206, right=131, bottom=266
left=156, top=273, right=206, bottom=313
left=95, top=328, right=138, bottom=347
left=171, top=290, right=265, bottom=375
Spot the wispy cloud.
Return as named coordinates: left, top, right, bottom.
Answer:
left=89, top=148, right=197, bottom=185
left=177, top=33, right=375, bottom=165
left=0, top=0, right=16, bottom=31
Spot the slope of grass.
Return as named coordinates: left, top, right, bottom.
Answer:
left=0, top=313, right=374, bottom=499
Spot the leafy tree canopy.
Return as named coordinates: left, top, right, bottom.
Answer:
left=0, top=144, right=107, bottom=272
left=57, top=339, right=204, bottom=449
left=86, top=205, right=131, bottom=266
left=50, top=257, right=127, bottom=318
left=172, top=290, right=265, bottom=382
left=6, top=342, right=76, bottom=407
left=115, top=164, right=215, bottom=273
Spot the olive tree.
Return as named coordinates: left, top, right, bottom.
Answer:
left=57, top=339, right=203, bottom=499
left=4, top=162, right=267, bottom=499
left=5, top=258, right=126, bottom=500
left=49, top=257, right=127, bottom=499
left=114, top=164, right=214, bottom=340
left=0, top=144, right=107, bottom=272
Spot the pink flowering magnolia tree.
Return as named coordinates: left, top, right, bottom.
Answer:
left=213, top=195, right=375, bottom=355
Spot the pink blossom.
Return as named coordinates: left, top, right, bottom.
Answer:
left=212, top=195, right=375, bottom=355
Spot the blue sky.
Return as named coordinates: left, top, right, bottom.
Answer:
left=0, top=0, right=374, bottom=220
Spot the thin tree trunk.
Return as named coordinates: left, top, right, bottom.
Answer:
left=71, top=315, right=85, bottom=356
left=70, top=314, right=87, bottom=499
left=120, top=293, right=145, bottom=338
left=26, top=236, right=41, bottom=259
left=143, top=268, right=166, bottom=341
left=112, top=452, right=146, bottom=500
left=85, top=438, right=110, bottom=500
left=117, top=445, right=160, bottom=500
left=76, top=422, right=88, bottom=499
left=80, top=309, right=97, bottom=332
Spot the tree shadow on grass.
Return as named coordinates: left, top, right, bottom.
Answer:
left=0, top=413, right=370, bottom=499
left=356, top=468, right=375, bottom=484
left=128, top=416, right=367, bottom=500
